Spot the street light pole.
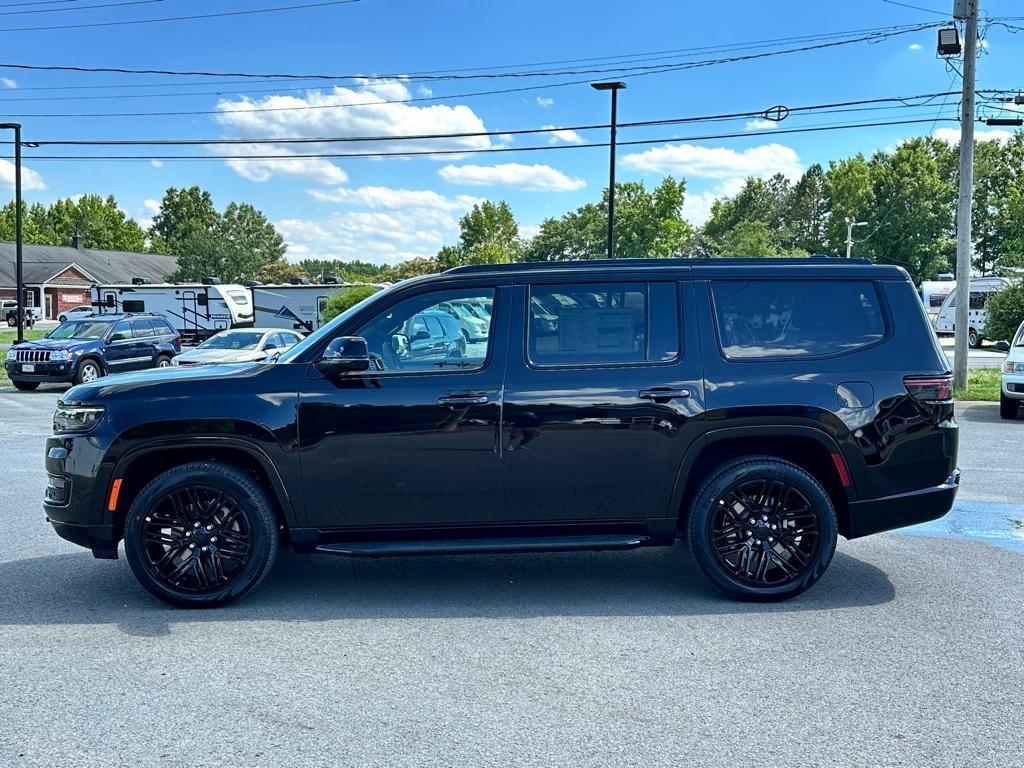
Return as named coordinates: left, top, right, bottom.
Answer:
left=1, top=122, right=23, bottom=343
left=591, top=81, right=626, bottom=259
left=844, top=217, right=867, bottom=258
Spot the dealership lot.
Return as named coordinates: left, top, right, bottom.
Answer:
left=1, top=387, right=1022, bottom=767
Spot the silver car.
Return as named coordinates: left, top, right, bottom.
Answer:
left=172, top=328, right=302, bottom=366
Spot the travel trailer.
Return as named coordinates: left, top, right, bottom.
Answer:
left=933, top=276, right=1010, bottom=347
left=252, top=283, right=379, bottom=334
left=91, top=281, right=253, bottom=342
left=918, top=279, right=955, bottom=318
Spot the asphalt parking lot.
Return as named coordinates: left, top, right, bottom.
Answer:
left=1, top=387, right=1022, bottom=767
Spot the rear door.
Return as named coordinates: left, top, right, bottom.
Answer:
left=502, top=276, right=705, bottom=523
left=127, top=318, right=157, bottom=369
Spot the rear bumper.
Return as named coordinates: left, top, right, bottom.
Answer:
left=846, top=469, right=960, bottom=539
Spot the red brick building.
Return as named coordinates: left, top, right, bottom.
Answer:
left=0, top=240, right=177, bottom=320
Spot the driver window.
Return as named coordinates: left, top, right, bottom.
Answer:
left=355, top=288, right=496, bottom=373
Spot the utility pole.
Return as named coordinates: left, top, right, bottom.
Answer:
left=844, top=217, right=867, bottom=258
left=953, top=0, right=978, bottom=391
left=0, top=122, right=23, bottom=343
left=591, top=81, right=626, bottom=259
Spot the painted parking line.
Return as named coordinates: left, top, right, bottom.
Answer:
left=899, top=500, right=1024, bottom=554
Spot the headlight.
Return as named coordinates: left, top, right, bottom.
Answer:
left=1004, top=361, right=1024, bottom=374
left=48, top=350, right=70, bottom=362
left=53, top=405, right=105, bottom=434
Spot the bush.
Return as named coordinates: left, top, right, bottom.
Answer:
left=984, top=280, right=1024, bottom=342
left=321, top=285, right=379, bottom=323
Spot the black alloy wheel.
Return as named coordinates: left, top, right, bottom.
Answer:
left=124, top=462, right=279, bottom=607
left=688, top=457, right=838, bottom=601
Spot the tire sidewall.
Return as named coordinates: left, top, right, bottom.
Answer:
left=75, top=359, right=101, bottom=385
left=688, top=458, right=838, bottom=600
left=123, top=464, right=279, bottom=608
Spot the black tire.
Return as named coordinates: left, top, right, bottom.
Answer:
left=969, top=328, right=982, bottom=349
left=123, top=462, right=279, bottom=608
left=74, top=358, right=102, bottom=385
left=687, top=456, right=838, bottom=601
left=5, top=315, right=14, bottom=327
left=155, top=354, right=173, bottom=369
left=12, top=379, right=39, bottom=391
left=1000, top=393, right=1020, bottom=420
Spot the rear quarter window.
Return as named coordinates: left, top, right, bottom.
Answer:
left=711, top=280, right=886, bottom=360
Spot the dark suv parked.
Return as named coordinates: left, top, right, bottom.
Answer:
left=7, top=313, right=180, bottom=390
left=43, top=259, right=959, bottom=607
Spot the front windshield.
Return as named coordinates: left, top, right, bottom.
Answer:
left=199, top=331, right=264, bottom=350
left=278, top=283, right=395, bottom=363
left=1015, top=323, right=1024, bottom=347
left=48, top=320, right=112, bottom=340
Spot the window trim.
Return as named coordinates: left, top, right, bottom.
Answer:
left=707, top=278, right=892, bottom=363
left=344, top=285, right=501, bottom=378
left=524, top=280, right=682, bottom=371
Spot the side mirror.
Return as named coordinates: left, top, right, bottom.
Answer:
left=108, top=332, right=128, bottom=342
left=994, top=340, right=1011, bottom=353
left=315, top=336, right=370, bottom=374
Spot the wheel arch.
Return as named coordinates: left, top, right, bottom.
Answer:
left=671, top=426, right=855, bottom=539
left=107, top=438, right=298, bottom=543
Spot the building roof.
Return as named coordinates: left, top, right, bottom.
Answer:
left=0, top=242, right=177, bottom=287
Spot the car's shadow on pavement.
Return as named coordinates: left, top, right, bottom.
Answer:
left=0, top=544, right=894, bottom=636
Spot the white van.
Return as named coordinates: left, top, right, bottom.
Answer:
left=933, top=276, right=1010, bottom=347
left=92, top=282, right=254, bottom=343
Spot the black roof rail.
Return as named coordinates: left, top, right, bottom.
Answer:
left=444, top=256, right=872, bottom=274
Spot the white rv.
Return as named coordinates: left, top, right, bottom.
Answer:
left=918, top=279, right=955, bottom=318
left=252, top=283, right=379, bottom=334
left=933, top=276, right=1010, bottom=347
left=92, top=282, right=254, bottom=342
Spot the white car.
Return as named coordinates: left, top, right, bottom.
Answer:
left=57, top=306, right=95, bottom=323
left=998, top=320, right=1024, bottom=419
left=171, top=328, right=302, bottom=367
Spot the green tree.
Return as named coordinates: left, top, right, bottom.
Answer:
left=218, top=202, right=286, bottom=278
left=717, top=220, right=780, bottom=257
left=297, top=258, right=385, bottom=282
left=168, top=229, right=238, bottom=283
left=321, top=284, right=379, bottom=323
left=148, top=186, right=219, bottom=255
left=0, top=201, right=48, bottom=244
left=436, top=200, right=522, bottom=268
left=983, top=281, right=1024, bottom=343
left=254, top=260, right=307, bottom=284
left=43, top=194, right=146, bottom=251
left=823, top=154, right=874, bottom=254
left=785, top=164, right=828, bottom=253
left=703, top=174, right=793, bottom=253
left=378, top=257, right=441, bottom=282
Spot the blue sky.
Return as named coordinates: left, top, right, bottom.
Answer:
left=1, top=0, right=1022, bottom=264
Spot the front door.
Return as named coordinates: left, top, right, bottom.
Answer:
left=298, top=282, right=509, bottom=530
left=502, top=279, right=705, bottom=523
left=104, top=319, right=147, bottom=372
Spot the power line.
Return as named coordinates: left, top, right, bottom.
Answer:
left=17, top=117, right=963, bottom=161
left=881, top=0, right=951, bottom=17
left=0, top=0, right=359, bottom=32
left=0, top=0, right=164, bottom=17
left=11, top=90, right=970, bottom=146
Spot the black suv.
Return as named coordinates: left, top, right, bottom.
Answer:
left=7, top=313, right=180, bottom=391
left=43, top=259, right=959, bottom=607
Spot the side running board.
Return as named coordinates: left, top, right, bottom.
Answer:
left=315, top=534, right=651, bottom=558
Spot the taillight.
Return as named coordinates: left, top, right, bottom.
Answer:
left=903, top=374, right=953, bottom=402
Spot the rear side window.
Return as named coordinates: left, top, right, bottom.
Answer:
left=711, top=280, right=885, bottom=360
left=129, top=318, right=154, bottom=337
left=528, top=282, right=679, bottom=366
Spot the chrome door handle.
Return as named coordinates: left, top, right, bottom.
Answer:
left=437, top=395, right=489, bottom=407
left=639, top=388, right=690, bottom=401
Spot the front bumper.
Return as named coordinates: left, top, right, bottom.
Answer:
left=5, top=359, right=75, bottom=382
left=1002, top=373, right=1024, bottom=399
left=846, top=469, right=960, bottom=539
left=43, top=432, right=119, bottom=557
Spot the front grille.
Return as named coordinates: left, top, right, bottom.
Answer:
left=13, top=349, right=50, bottom=363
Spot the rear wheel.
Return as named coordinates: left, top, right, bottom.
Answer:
left=687, top=457, right=838, bottom=601
left=1001, top=393, right=1020, bottom=419
left=969, top=328, right=982, bottom=348
left=12, top=379, right=39, bottom=391
left=123, top=462, right=279, bottom=608
left=6, top=316, right=14, bottom=327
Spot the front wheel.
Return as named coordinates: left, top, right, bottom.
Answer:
left=687, top=457, right=838, bottom=601
left=74, top=359, right=101, bottom=385
left=123, top=462, right=279, bottom=608
left=155, top=354, right=173, bottom=368
left=1001, top=393, right=1020, bottom=420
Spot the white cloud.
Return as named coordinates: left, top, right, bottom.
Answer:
left=416, top=85, right=433, bottom=97
left=932, top=126, right=1016, bottom=144
left=744, top=118, right=779, bottom=131
left=681, top=190, right=720, bottom=227
left=621, top=142, right=803, bottom=181
left=0, top=77, right=16, bottom=89
left=536, top=96, right=554, bottom=108
left=438, top=162, right=586, bottom=191
left=282, top=185, right=483, bottom=266
left=225, top=144, right=348, bottom=185
left=0, top=159, right=45, bottom=190
left=215, top=80, right=492, bottom=183
left=542, top=125, right=586, bottom=144
left=150, top=159, right=164, bottom=168
left=908, top=43, right=923, bottom=51
left=136, top=198, right=162, bottom=230
left=520, top=223, right=541, bottom=240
